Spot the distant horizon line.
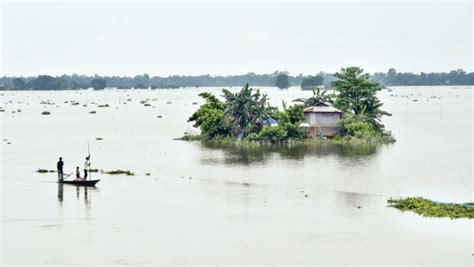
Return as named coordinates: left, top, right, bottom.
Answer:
left=2, top=68, right=473, bottom=78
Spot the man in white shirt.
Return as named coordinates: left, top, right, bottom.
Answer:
left=83, top=156, right=90, bottom=180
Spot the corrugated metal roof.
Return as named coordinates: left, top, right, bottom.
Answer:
left=303, top=102, right=342, bottom=113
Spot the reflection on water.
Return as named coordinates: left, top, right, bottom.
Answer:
left=57, top=183, right=63, bottom=203
left=198, top=141, right=380, bottom=165
left=57, top=183, right=94, bottom=209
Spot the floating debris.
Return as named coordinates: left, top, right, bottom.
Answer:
left=105, top=170, right=135, bottom=176
left=98, top=104, right=109, bottom=108
left=89, top=111, right=97, bottom=114
left=96, top=137, right=103, bottom=140
left=157, top=115, right=162, bottom=118
left=41, top=111, right=51, bottom=115
left=145, top=173, right=151, bottom=176
left=36, top=169, right=55, bottom=173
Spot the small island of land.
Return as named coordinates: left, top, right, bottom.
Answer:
left=181, top=66, right=395, bottom=145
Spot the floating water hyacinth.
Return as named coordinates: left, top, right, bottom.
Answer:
left=388, top=197, right=474, bottom=219
left=105, top=170, right=135, bottom=176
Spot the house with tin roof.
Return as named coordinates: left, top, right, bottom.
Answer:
left=300, top=102, right=342, bottom=138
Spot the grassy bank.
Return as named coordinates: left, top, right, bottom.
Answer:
left=388, top=197, right=474, bottom=219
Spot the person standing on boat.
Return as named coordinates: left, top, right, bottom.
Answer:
left=83, top=156, right=90, bottom=180
left=57, top=157, right=64, bottom=181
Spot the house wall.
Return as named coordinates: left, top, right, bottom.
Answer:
left=305, top=112, right=341, bottom=126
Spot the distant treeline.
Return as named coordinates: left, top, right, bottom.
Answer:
left=0, top=69, right=472, bottom=90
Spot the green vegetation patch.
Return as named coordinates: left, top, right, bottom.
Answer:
left=105, top=170, right=135, bottom=176
left=186, top=67, right=395, bottom=146
left=88, top=168, right=100, bottom=173
left=388, top=197, right=474, bottom=219
left=41, top=111, right=51, bottom=115
left=36, top=169, right=55, bottom=173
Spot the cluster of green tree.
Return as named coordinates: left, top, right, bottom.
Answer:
left=3, top=75, right=108, bottom=90
left=372, top=68, right=473, bottom=86
left=0, top=72, right=302, bottom=90
left=1, top=68, right=471, bottom=90
left=187, top=66, right=395, bottom=144
left=300, top=75, right=324, bottom=90
left=187, top=84, right=306, bottom=143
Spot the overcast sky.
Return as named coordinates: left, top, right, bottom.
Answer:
left=1, top=1, right=472, bottom=76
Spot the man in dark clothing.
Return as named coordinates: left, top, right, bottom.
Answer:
left=57, top=157, right=64, bottom=181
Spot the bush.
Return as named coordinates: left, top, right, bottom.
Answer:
left=337, top=113, right=395, bottom=144
left=343, top=120, right=377, bottom=139
left=253, top=125, right=287, bottom=143
left=283, top=123, right=305, bottom=139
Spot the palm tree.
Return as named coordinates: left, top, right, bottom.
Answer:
left=293, top=87, right=332, bottom=107
left=222, top=84, right=274, bottom=137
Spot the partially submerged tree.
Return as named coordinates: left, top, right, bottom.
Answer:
left=188, top=92, right=229, bottom=138
left=275, top=73, right=290, bottom=89
left=332, top=67, right=391, bottom=130
left=300, top=75, right=324, bottom=90
left=90, top=78, right=107, bottom=90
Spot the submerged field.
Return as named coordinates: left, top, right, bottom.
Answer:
left=1, top=86, right=472, bottom=265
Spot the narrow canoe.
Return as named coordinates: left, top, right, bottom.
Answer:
left=59, top=179, right=100, bottom=186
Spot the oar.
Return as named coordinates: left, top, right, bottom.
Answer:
left=87, top=141, right=91, bottom=180
left=62, top=173, right=73, bottom=180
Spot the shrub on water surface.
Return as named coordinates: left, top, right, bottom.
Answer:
left=105, top=170, right=135, bottom=176
left=388, top=197, right=474, bottom=219
left=36, top=169, right=55, bottom=173
left=247, top=125, right=288, bottom=143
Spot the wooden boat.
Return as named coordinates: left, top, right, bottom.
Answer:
left=59, top=179, right=100, bottom=186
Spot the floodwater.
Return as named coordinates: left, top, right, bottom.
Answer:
left=1, top=86, right=472, bottom=265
